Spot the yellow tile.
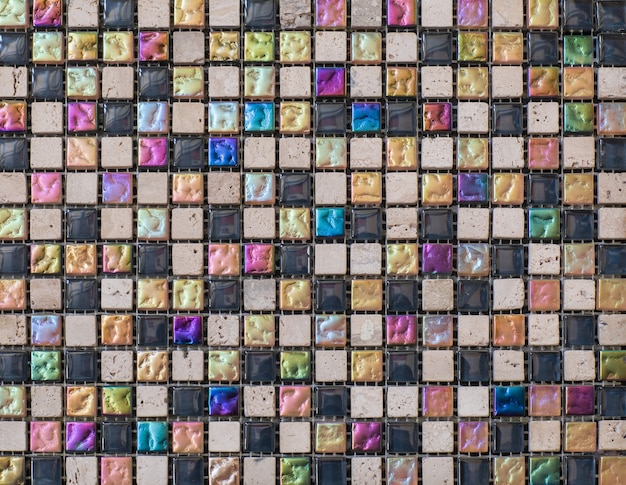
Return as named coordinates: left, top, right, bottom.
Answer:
left=172, top=67, right=204, bottom=98
left=564, top=173, right=594, bottom=205
left=565, top=422, right=597, bottom=452
left=422, top=173, right=453, bottom=206
left=137, top=351, right=168, bottom=381
left=492, top=32, right=524, bottom=63
left=244, top=66, right=275, bottom=98
left=457, top=67, right=489, bottom=99
left=209, top=32, right=239, bottom=61
left=315, top=423, right=346, bottom=453
left=172, top=173, right=204, bottom=203
left=351, top=279, right=383, bottom=311
left=386, top=67, right=417, bottom=97
left=279, top=208, right=311, bottom=240
left=103, top=32, right=134, bottom=62
left=386, top=244, right=418, bottom=275
left=279, top=279, right=311, bottom=311
left=172, top=279, right=204, bottom=310
left=494, top=457, right=525, bottom=485
left=101, top=315, right=133, bottom=345
left=66, top=67, right=99, bottom=99
left=351, top=350, right=383, bottom=382
left=351, top=32, right=382, bottom=64
left=244, top=315, right=275, bottom=347
left=457, top=138, right=488, bottom=170
left=597, top=279, right=626, bottom=311
left=66, top=244, right=97, bottom=275
left=351, top=172, right=382, bottom=204
left=316, top=138, right=347, bottom=169
left=492, top=173, right=524, bottom=205
left=386, top=137, right=417, bottom=170
left=245, top=32, right=274, bottom=62
left=0, top=457, right=23, bottom=485
left=67, top=386, right=96, bottom=416
left=458, top=32, right=487, bottom=62
left=66, top=137, right=98, bottom=168
left=208, top=350, right=240, bottom=382
left=600, top=457, right=626, bottom=485
left=67, top=32, right=98, bottom=61
left=528, top=67, right=559, bottom=97
left=280, top=32, right=311, bottom=63
left=33, top=32, right=63, bottom=63
left=564, top=67, right=594, bottom=99
left=30, top=245, right=61, bottom=274
left=280, top=102, right=310, bottom=134
left=174, top=0, right=204, bottom=26
left=528, top=0, right=558, bottom=28
left=137, top=278, right=168, bottom=310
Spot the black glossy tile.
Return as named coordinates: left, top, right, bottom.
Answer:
left=529, top=174, right=559, bottom=205
left=387, top=423, right=418, bottom=452
left=173, top=387, right=205, bottom=416
left=0, top=245, right=27, bottom=274
left=599, top=245, right=626, bottom=275
left=602, top=387, right=626, bottom=416
left=0, top=138, right=27, bottom=170
left=245, top=422, right=275, bottom=452
left=31, top=457, right=62, bottom=485
left=528, top=32, right=559, bottom=63
left=137, top=315, right=169, bottom=346
left=173, top=457, right=204, bottom=485
left=530, top=352, right=561, bottom=382
left=280, top=244, right=311, bottom=275
left=65, top=279, right=98, bottom=310
left=317, top=459, right=346, bottom=485
left=460, top=459, right=490, bottom=485
left=103, top=0, right=135, bottom=27
left=598, top=138, right=626, bottom=170
left=138, top=244, right=169, bottom=275
left=599, top=34, right=626, bottom=65
left=493, top=245, right=525, bottom=275
left=173, top=137, right=205, bottom=168
left=566, top=457, right=595, bottom=485
left=597, top=1, right=626, bottom=32
left=0, top=351, right=28, bottom=382
left=387, top=351, right=417, bottom=382
left=316, top=103, right=346, bottom=134
left=280, top=173, right=310, bottom=205
left=0, top=33, right=28, bottom=64
left=494, top=422, right=525, bottom=453
left=103, top=103, right=133, bottom=134
left=387, top=102, right=417, bottom=135
left=493, top=104, right=523, bottom=135
left=351, top=208, right=382, bottom=240
left=209, top=280, right=240, bottom=311
left=421, top=33, right=453, bottom=63
left=101, top=422, right=132, bottom=453
left=66, top=209, right=98, bottom=240
left=31, top=67, right=64, bottom=99
left=564, top=0, right=593, bottom=30
left=66, top=351, right=98, bottom=382
left=245, top=0, right=275, bottom=27
left=245, top=351, right=275, bottom=382
left=317, top=387, right=347, bottom=416
left=387, top=280, right=418, bottom=312
left=209, top=209, right=241, bottom=240
left=563, top=210, right=594, bottom=241
left=564, top=315, right=595, bottom=346
left=138, top=67, right=169, bottom=100
left=316, top=280, right=346, bottom=312
left=460, top=351, right=490, bottom=383
left=457, top=280, right=489, bottom=312
left=421, top=209, right=453, bottom=240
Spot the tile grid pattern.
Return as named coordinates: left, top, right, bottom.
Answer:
left=0, top=0, right=625, bottom=484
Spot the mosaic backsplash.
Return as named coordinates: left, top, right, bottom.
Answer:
left=0, top=0, right=625, bottom=483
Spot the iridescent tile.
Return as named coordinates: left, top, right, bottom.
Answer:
left=137, top=208, right=168, bottom=240
left=351, top=280, right=383, bottom=311
left=494, top=386, right=525, bottom=416
left=0, top=209, right=26, bottom=240
left=173, top=315, right=203, bottom=345
left=208, top=350, right=239, bottom=381
left=66, top=422, right=96, bottom=451
left=244, top=102, right=275, bottom=132
left=387, top=0, right=415, bottom=25
left=565, top=422, right=597, bottom=452
left=280, top=32, right=310, bottom=63
left=0, top=279, right=25, bottom=309
left=564, top=35, right=593, bottom=65
left=209, top=32, right=239, bottom=61
left=172, top=279, right=203, bottom=310
left=30, top=245, right=61, bottom=274
left=245, top=32, right=274, bottom=62
left=66, top=137, right=98, bottom=169
left=208, top=102, right=239, bottom=133
left=458, top=173, right=488, bottom=203
left=351, top=32, right=382, bottom=64
left=31, top=315, right=61, bottom=346
left=492, top=32, right=524, bottom=64
left=352, top=102, right=381, bottom=132
left=101, top=315, right=133, bottom=345
left=30, top=421, right=61, bottom=452
left=66, top=67, right=99, bottom=99
left=387, top=457, right=417, bottom=485
left=457, top=67, right=488, bottom=99
left=139, top=32, right=168, bottom=62
left=172, top=67, right=203, bottom=98
left=244, top=315, right=275, bottom=347
left=279, top=279, right=311, bottom=310
left=207, top=244, right=239, bottom=276
left=280, top=208, right=311, bottom=240
left=174, top=0, right=204, bottom=26
left=102, top=245, right=132, bottom=273
left=102, top=173, right=132, bottom=204
left=529, top=208, right=560, bottom=239
left=244, top=244, right=274, bottom=274
left=32, top=32, right=63, bottom=63
left=136, top=351, right=168, bottom=381
left=386, top=67, right=417, bottom=97
left=137, top=279, right=168, bottom=310
left=493, top=173, right=524, bottom=205
left=67, top=31, right=98, bottom=61
left=494, top=457, right=525, bottom=485
left=423, top=103, right=452, bottom=131
left=565, top=386, right=594, bottom=415
left=528, top=67, right=559, bottom=97
left=528, top=0, right=558, bottom=28
left=528, top=138, right=559, bottom=170
left=67, top=386, right=97, bottom=416
left=386, top=137, right=417, bottom=169
left=493, top=315, right=525, bottom=346
left=458, top=421, right=489, bottom=453
left=457, top=138, right=488, bottom=170
left=352, top=172, right=382, bottom=204
left=598, top=103, right=626, bottom=135
left=528, top=279, right=560, bottom=311
left=423, top=316, right=453, bottom=347
left=315, top=315, right=346, bottom=347
left=422, top=386, right=453, bottom=417
left=31, top=172, right=61, bottom=204
left=458, top=243, right=490, bottom=276
left=316, top=138, right=347, bottom=168
left=208, top=137, right=238, bottom=167
left=137, top=102, right=169, bottom=133
left=0, top=0, right=27, bottom=26
left=564, top=243, right=595, bottom=276
left=597, top=279, right=626, bottom=311
left=0, top=385, right=25, bottom=417
left=422, top=243, right=452, bottom=274
left=102, top=386, right=132, bottom=416
left=600, top=350, right=626, bottom=380
left=351, top=350, right=383, bottom=382
left=316, top=0, right=346, bottom=27
left=280, top=351, right=310, bottom=380
left=101, top=457, right=132, bottom=485
left=33, top=0, right=61, bottom=26
left=102, top=31, right=134, bottom=62
left=315, top=423, right=346, bottom=453
left=351, top=422, right=381, bottom=451
left=172, top=422, right=204, bottom=453
left=280, top=458, right=310, bottom=485
left=209, top=457, right=239, bottom=485
left=280, top=102, right=310, bottom=134
left=386, top=244, right=417, bottom=275
left=279, top=386, right=311, bottom=417
left=565, top=103, right=594, bottom=133
left=386, top=315, right=417, bottom=345
left=599, top=457, right=626, bottom=485
left=529, top=457, right=560, bottom=485
left=137, top=422, right=167, bottom=451
left=0, top=101, right=26, bottom=132
left=316, top=67, right=345, bottom=97
left=68, top=102, right=97, bottom=132
left=422, top=174, right=453, bottom=206
left=66, top=244, right=97, bottom=275
left=244, top=66, right=275, bottom=98
left=529, top=385, right=561, bottom=416
left=457, top=0, right=488, bottom=27
left=563, top=67, right=594, bottom=99
left=458, top=32, right=487, bottom=62
left=172, top=173, right=203, bottom=204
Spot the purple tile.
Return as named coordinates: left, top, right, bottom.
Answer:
left=566, top=386, right=595, bottom=415
left=386, top=315, right=417, bottom=345
left=139, top=138, right=168, bottom=167
left=33, top=0, right=62, bottom=26
left=66, top=422, right=96, bottom=451
left=68, top=102, right=97, bottom=132
left=209, top=387, right=239, bottom=416
left=458, top=173, right=488, bottom=203
left=457, top=0, right=488, bottom=27
left=173, top=316, right=203, bottom=345
left=351, top=422, right=381, bottom=452
left=316, top=68, right=346, bottom=97
left=422, top=243, right=453, bottom=274
left=102, top=173, right=132, bottom=204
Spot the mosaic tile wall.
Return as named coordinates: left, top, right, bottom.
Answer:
left=0, top=0, right=625, bottom=483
